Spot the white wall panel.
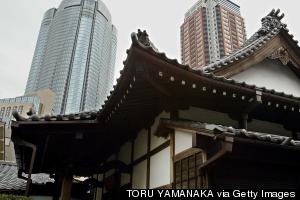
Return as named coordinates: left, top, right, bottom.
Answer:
left=118, top=142, right=132, bottom=165
left=149, top=147, right=171, bottom=189
left=121, top=173, right=130, bottom=186
left=175, top=130, right=193, bottom=155
left=151, top=112, right=170, bottom=150
left=95, top=174, right=103, bottom=200
left=132, top=160, right=147, bottom=189
left=134, top=129, right=148, bottom=160
left=232, top=59, right=300, bottom=97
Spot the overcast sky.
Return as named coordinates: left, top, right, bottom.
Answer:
left=0, top=0, right=299, bottom=99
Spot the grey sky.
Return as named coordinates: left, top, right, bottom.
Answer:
left=0, top=0, right=299, bottom=99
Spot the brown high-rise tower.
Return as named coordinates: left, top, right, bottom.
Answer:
left=181, top=0, right=247, bottom=69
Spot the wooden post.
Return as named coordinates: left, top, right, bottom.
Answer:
left=238, top=113, right=248, bottom=130
left=53, top=174, right=62, bottom=200
left=59, top=175, right=73, bottom=200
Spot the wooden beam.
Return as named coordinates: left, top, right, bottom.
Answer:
left=59, top=175, right=73, bottom=200
left=143, top=73, right=172, bottom=97
left=146, top=128, right=151, bottom=189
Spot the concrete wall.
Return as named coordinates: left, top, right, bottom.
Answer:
left=30, top=89, right=55, bottom=115
left=4, top=128, right=15, bottom=161
left=0, top=123, right=4, bottom=160
left=232, top=59, right=300, bottom=97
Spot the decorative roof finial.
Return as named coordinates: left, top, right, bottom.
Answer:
left=137, top=29, right=151, bottom=47
left=132, top=29, right=159, bottom=52
left=258, top=9, right=285, bottom=36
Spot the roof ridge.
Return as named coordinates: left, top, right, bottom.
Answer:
left=203, top=9, right=291, bottom=73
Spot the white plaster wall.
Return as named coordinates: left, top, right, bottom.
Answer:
left=121, top=173, right=130, bottom=186
left=179, top=107, right=238, bottom=127
left=175, top=130, right=193, bottom=155
left=132, top=160, right=147, bottom=189
left=118, top=142, right=131, bottom=165
left=134, top=129, right=148, bottom=160
left=118, top=142, right=132, bottom=186
left=95, top=174, right=103, bottom=200
left=149, top=147, right=171, bottom=189
left=232, top=59, right=300, bottom=97
left=97, top=174, right=104, bottom=181
left=248, top=119, right=291, bottom=136
left=95, top=188, right=102, bottom=200
left=151, top=112, right=170, bottom=150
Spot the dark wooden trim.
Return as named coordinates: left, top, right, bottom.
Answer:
left=129, top=139, right=134, bottom=187
left=174, top=148, right=202, bottom=162
left=96, top=160, right=131, bottom=174
left=144, top=73, right=172, bottom=97
left=12, top=120, right=98, bottom=127
left=170, top=132, right=175, bottom=188
left=131, top=140, right=170, bottom=166
left=146, top=128, right=151, bottom=189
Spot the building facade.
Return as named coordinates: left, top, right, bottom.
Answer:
left=0, top=89, right=55, bottom=161
left=10, top=8, right=300, bottom=198
left=25, top=0, right=117, bottom=114
left=0, top=123, right=4, bottom=160
left=181, top=0, right=247, bottom=69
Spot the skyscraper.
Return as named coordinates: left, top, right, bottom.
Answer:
left=181, top=0, right=246, bottom=69
left=25, top=0, right=117, bottom=114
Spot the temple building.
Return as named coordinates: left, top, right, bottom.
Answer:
left=9, top=9, right=300, bottom=200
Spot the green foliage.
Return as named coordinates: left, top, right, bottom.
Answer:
left=0, top=194, right=32, bottom=200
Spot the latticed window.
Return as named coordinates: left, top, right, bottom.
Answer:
left=174, top=151, right=204, bottom=189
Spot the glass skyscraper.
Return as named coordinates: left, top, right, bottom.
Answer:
left=25, top=0, right=117, bottom=114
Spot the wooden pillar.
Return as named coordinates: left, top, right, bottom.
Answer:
left=53, top=174, right=62, bottom=200
left=238, top=114, right=248, bottom=130
left=292, top=131, right=298, bottom=140
left=59, top=175, right=73, bottom=200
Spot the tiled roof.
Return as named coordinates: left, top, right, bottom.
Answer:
left=126, top=25, right=300, bottom=101
left=12, top=110, right=99, bottom=122
left=12, top=10, right=300, bottom=123
left=159, top=119, right=300, bottom=147
left=0, top=162, right=54, bottom=191
left=202, top=9, right=299, bottom=73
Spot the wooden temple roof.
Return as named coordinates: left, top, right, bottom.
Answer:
left=11, top=9, right=300, bottom=176
left=203, top=9, right=300, bottom=77
left=157, top=118, right=300, bottom=147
